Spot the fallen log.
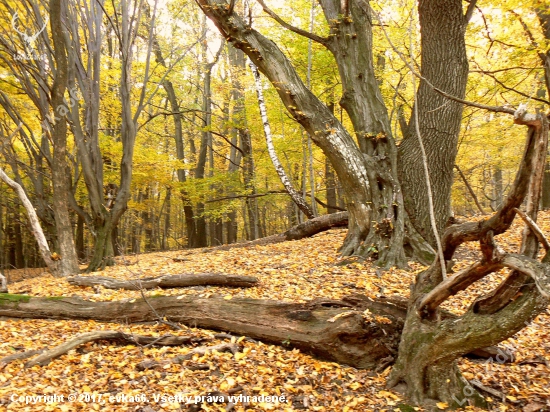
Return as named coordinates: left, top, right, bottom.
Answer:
left=0, top=292, right=509, bottom=369
left=181, top=213, right=349, bottom=255
left=283, top=211, right=348, bottom=240
left=67, top=273, right=258, bottom=290
left=0, top=292, right=400, bottom=369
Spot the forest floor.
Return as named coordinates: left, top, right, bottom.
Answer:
left=0, top=213, right=549, bottom=412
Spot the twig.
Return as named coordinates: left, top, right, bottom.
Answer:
left=513, top=208, right=550, bottom=251
left=21, top=330, right=205, bottom=368
left=455, top=165, right=486, bottom=214
left=470, top=380, right=506, bottom=403
left=136, top=342, right=240, bottom=370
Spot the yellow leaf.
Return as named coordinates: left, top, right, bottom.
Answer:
left=234, top=352, right=247, bottom=361
left=437, top=402, right=449, bottom=409
left=224, top=295, right=233, bottom=300
left=349, top=382, right=361, bottom=390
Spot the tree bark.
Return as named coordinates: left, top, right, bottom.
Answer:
left=388, top=111, right=550, bottom=406
left=398, top=0, right=471, bottom=245
left=49, top=0, right=80, bottom=276
left=0, top=167, right=57, bottom=274
left=284, top=211, right=348, bottom=240
left=0, top=291, right=510, bottom=369
left=67, top=273, right=258, bottom=290
left=197, top=0, right=413, bottom=267
left=0, top=292, right=405, bottom=369
left=249, top=60, right=315, bottom=219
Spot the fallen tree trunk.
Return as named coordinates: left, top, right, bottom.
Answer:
left=181, top=213, right=350, bottom=256
left=0, top=292, right=400, bottom=369
left=67, top=273, right=258, bottom=290
left=283, top=211, right=349, bottom=240
left=0, top=292, right=506, bottom=369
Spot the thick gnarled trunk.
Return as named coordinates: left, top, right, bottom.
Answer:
left=197, top=0, right=412, bottom=267
left=389, top=113, right=550, bottom=406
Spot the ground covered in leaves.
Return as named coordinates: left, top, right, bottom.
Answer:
left=0, top=213, right=549, bottom=412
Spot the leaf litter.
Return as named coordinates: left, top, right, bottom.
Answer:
left=0, top=213, right=549, bottom=411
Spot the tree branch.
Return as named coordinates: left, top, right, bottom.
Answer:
left=454, top=164, right=486, bottom=214
left=374, top=8, right=516, bottom=116
left=464, top=0, right=478, bottom=24
left=418, top=261, right=502, bottom=317
left=256, top=0, right=328, bottom=45
left=501, top=254, right=550, bottom=298
left=514, top=208, right=550, bottom=252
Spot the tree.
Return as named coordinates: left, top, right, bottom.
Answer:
left=398, top=0, right=474, bottom=245
left=0, top=0, right=79, bottom=275
left=0, top=164, right=58, bottom=276
left=194, top=0, right=550, bottom=407
left=249, top=59, right=315, bottom=219
left=389, top=106, right=550, bottom=406
left=63, top=0, right=159, bottom=271
left=48, top=0, right=80, bottom=275
left=196, top=0, right=414, bottom=267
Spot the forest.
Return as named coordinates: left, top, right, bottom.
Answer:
left=0, top=0, right=550, bottom=410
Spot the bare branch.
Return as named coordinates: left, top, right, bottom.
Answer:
left=464, top=0, right=478, bottom=24
left=256, top=0, right=328, bottom=45
left=472, top=66, right=550, bottom=106
left=454, top=164, right=486, bottom=214
left=374, top=8, right=516, bottom=116
left=514, top=208, right=550, bottom=251
left=501, top=254, right=550, bottom=298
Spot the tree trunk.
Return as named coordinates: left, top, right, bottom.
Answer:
left=49, top=0, right=80, bottom=276
left=388, top=112, right=550, bottom=406
left=162, top=187, right=171, bottom=250
left=194, top=39, right=219, bottom=248
left=542, top=162, right=550, bottom=209
left=0, top=167, right=58, bottom=274
left=284, top=211, right=348, bottom=240
left=87, top=219, right=114, bottom=271
left=492, top=166, right=504, bottom=211
left=67, top=273, right=258, bottom=290
left=0, top=292, right=405, bottom=369
left=398, top=0, right=470, bottom=245
left=249, top=60, right=315, bottom=219
left=0, top=291, right=510, bottom=371
left=76, top=214, right=85, bottom=260
left=325, top=158, right=338, bottom=214
left=197, top=0, right=413, bottom=267
left=241, top=127, right=260, bottom=241
left=13, top=206, right=24, bottom=268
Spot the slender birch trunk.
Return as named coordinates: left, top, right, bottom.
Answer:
left=249, top=60, right=315, bottom=219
